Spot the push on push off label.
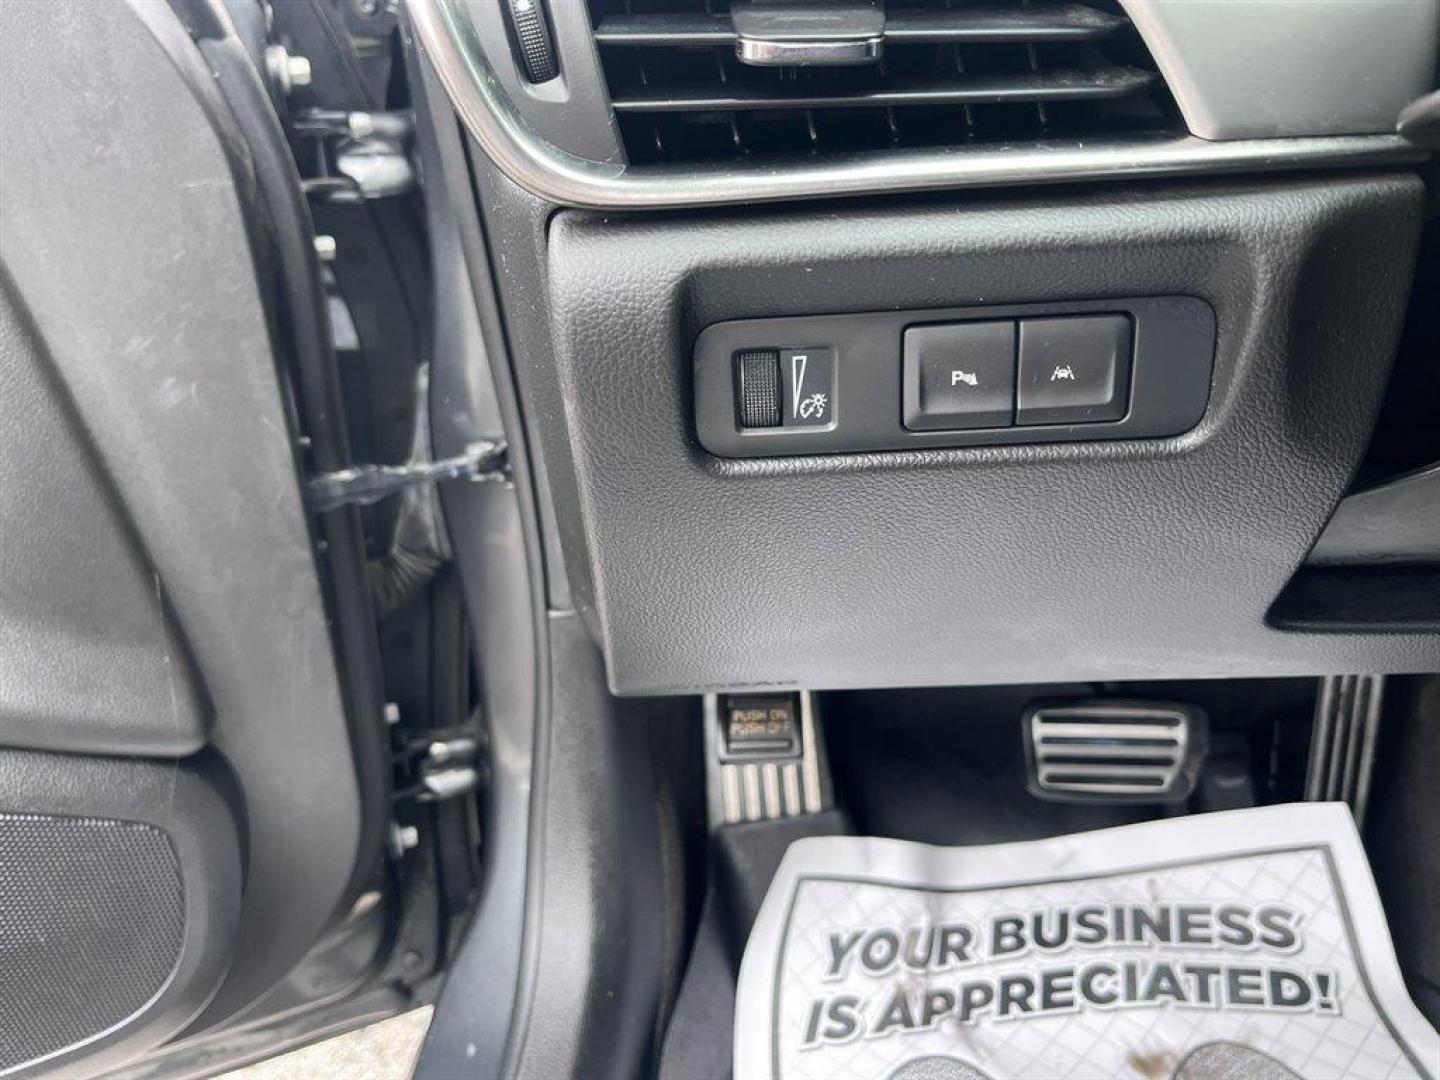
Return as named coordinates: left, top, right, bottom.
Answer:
left=733, top=804, right=1439, bottom=1080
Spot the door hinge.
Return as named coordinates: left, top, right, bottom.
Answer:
left=307, top=438, right=508, bottom=513
left=393, top=725, right=486, bottom=805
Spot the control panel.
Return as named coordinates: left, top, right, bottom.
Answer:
left=693, top=297, right=1215, bottom=457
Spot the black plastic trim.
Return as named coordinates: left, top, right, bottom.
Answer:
left=611, top=67, right=1157, bottom=113
left=1307, top=463, right=1440, bottom=567
left=544, top=173, right=1429, bottom=694
left=695, top=297, right=1213, bottom=458
left=1269, top=567, right=1440, bottom=635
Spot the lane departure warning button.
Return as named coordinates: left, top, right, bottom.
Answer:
left=903, top=321, right=1016, bottom=431
left=1016, top=314, right=1131, bottom=425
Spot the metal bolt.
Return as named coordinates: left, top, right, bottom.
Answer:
left=264, top=44, right=313, bottom=96
left=421, top=766, right=479, bottom=801
left=313, top=234, right=337, bottom=262
left=347, top=111, right=376, bottom=140
left=388, top=822, right=419, bottom=857
left=285, top=53, right=312, bottom=88
left=383, top=701, right=402, bottom=726
left=426, top=736, right=477, bottom=764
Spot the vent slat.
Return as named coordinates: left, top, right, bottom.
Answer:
left=888, top=4, right=1125, bottom=43
left=612, top=67, right=1156, bottom=113
left=593, top=13, right=731, bottom=47
left=594, top=4, right=1125, bottom=47
left=589, top=0, right=1182, bottom=164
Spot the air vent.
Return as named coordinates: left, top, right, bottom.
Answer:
left=587, top=0, right=1183, bottom=165
left=1024, top=701, right=1207, bottom=802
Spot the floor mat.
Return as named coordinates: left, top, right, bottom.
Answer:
left=734, top=804, right=1437, bottom=1080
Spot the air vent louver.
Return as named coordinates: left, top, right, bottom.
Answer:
left=588, top=0, right=1183, bottom=165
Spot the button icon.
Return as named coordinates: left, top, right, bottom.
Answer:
left=1017, top=315, right=1130, bottom=426
left=951, top=370, right=979, bottom=387
left=779, top=347, right=836, bottom=428
left=797, top=392, right=828, bottom=421
left=789, top=354, right=811, bottom=418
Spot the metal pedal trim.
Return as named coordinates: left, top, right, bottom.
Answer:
left=1305, top=674, right=1384, bottom=826
left=1025, top=701, right=1206, bottom=802
left=705, top=691, right=831, bottom=827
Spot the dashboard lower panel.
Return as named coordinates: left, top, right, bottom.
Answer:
left=537, top=172, right=1430, bottom=694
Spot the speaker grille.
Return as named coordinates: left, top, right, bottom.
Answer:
left=0, top=813, right=185, bottom=1069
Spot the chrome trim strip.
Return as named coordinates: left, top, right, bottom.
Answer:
left=1304, top=674, right=1385, bottom=828
left=798, top=690, right=824, bottom=815
left=408, top=0, right=1426, bottom=211
left=736, top=35, right=883, bottom=67
left=1351, top=676, right=1384, bottom=829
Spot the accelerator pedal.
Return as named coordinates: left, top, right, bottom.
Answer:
left=1024, top=699, right=1209, bottom=803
